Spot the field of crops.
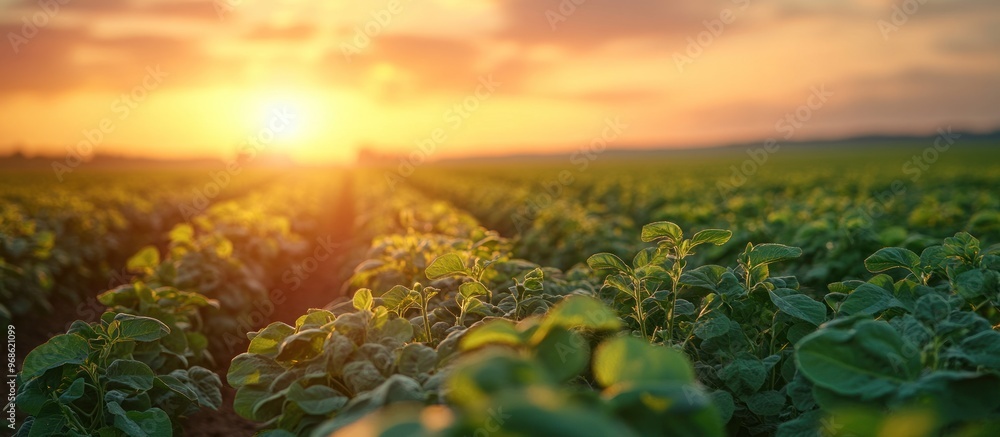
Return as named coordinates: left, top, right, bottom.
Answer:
left=5, top=142, right=1000, bottom=437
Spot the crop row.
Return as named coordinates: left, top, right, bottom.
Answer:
left=405, top=154, right=1000, bottom=292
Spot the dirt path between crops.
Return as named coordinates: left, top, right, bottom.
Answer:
left=183, top=170, right=362, bottom=436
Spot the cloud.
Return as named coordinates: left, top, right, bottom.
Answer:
left=494, top=0, right=721, bottom=50
left=246, top=24, right=317, bottom=40
left=0, top=24, right=206, bottom=94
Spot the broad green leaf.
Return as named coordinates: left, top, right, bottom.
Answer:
left=228, top=354, right=285, bottom=387
left=690, top=229, right=733, bottom=247
left=169, top=223, right=194, bottom=244
left=343, top=360, right=386, bottom=393
left=461, top=319, right=523, bottom=350
left=447, top=351, right=551, bottom=407
left=593, top=336, right=695, bottom=387
left=57, top=378, right=86, bottom=403
left=896, top=371, right=1000, bottom=424
left=114, top=313, right=170, bottom=342
left=838, top=283, right=903, bottom=316
left=586, top=253, right=630, bottom=273
left=275, top=329, right=327, bottom=363
left=353, top=288, right=374, bottom=311
left=693, top=314, right=731, bottom=340
left=959, top=330, right=1000, bottom=369
left=154, top=375, right=199, bottom=403
left=126, top=246, right=160, bottom=272
left=398, top=343, right=438, bottom=377
left=21, top=333, right=90, bottom=380
left=641, top=221, right=683, bottom=243
left=532, top=327, right=589, bottom=382
left=378, top=317, right=413, bottom=343
left=459, top=282, right=489, bottom=299
left=532, top=296, right=623, bottom=344
left=425, top=253, right=467, bottom=279
left=796, top=320, right=919, bottom=398
left=295, top=309, right=335, bottom=330
left=380, top=285, right=412, bottom=311
left=106, top=359, right=155, bottom=391
left=769, top=290, right=827, bottom=326
left=124, top=408, right=171, bottom=437
left=287, top=382, right=347, bottom=415
left=864, top=247, right=920, bottom=275
left=603, top=382, right=723, bottom=437
left=747, top=244, right=802, bottom=266
left=954, top=269, right=986, bottom=300
left=233, top=385, right=270, bottom=420
left=187, top=366, right=224, bottom=409
left=709, top=390, right=735, bottom=424
left=745, top=390, right=785, bottom=416
left=718, top=358, right=767, bottom=395
left=248, top=322, right=295, bottom=358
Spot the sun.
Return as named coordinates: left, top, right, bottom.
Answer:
left=250, top=91, right=326, bottom=150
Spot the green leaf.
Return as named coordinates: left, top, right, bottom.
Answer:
left=114, top=313, right=170, bottom=342
left=169, top=223, right=194, bottom=244
left=275, top=329, right=327, bottom=363
left=380, top=285, right=412, bottom=312
left=287, top=383, right=347, bottom=415
left=954, top=269, right=986, bottom=300
left=343, top=360, right=387, bottom=393
left=709, top=390, right=735, bottom=424
left=747, top=244, right=803, bottom=266
left=641, top=221, right=683, bottom=243
left=838, top=283, right=903, bottom=316
left=58, top=378, right=86, bottom=403
left=461, top=319, right=523, bottom=350
left=233, top=385, right=270, bottom=420
left=693, top=314, right=731, bottom=340
left=769, top=290, right=827, bottom=326
left=228, top=353, right=285, bottom=387
left=593, top=336, right=695, bottom=387
left=398, top=343, right=438, bottom=377
left=864, top=247, right=920, bottom=275
left=248, top=322, right=295, bottom=358
left=107, top=403, right=171, bottom=437
left=126, top=246, right=160, bottom=272
left=459, top=282, right=489, bottom=299
left=187, top=366, right=223, bottom=409
left=745, top=390, right=785, bottom=416
left=532, top=296, right=623, bottom=344
left=960, top=330, right=1000, bottom=369
left=378, top=317, right=413, bottom=343
left=106, top=359, right=155, bottom=391
left=532, top=327, right=589, bottom=382
left=21, top=333, right=90, bottom=380
left=795, top=320, right=919, bottom=398
left=353, top=288, right=374, bottom=311
left=718, top=358, right=767, bottom=395
left=425, top=253, right=467, bottom=279
left=586, top=253, right=631, bottom=273
left=690, top=229, right=733, bottom=247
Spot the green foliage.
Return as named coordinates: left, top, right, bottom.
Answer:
left=15, top=314, right=221, bottom=436
left=316, top=297, right=723, bottom=437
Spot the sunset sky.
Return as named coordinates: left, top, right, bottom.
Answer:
left=1, top=0, right=998, bottom=164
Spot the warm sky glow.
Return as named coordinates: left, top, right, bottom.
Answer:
left=1, top=0, right=998, bottom=164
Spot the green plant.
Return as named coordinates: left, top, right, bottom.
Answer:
left=227, top=302, right=460, bottom=436
left=97, top=281, right=219, bottom=372
left=591, top=222, right=823, bottom=434
left=784, top=232, right=1000, bottom=435
left=315, top=296, right=724, bottom=437
left=588, top=221, right=733, bottom=341
left=15, top=313, right=221, bottom=436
